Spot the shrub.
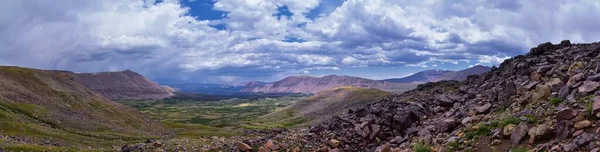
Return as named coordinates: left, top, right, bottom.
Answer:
left=465, top=124, right=491, bottom=139
left=549, top=97, right=563, bottom=105
left=447, top=141, right=459, bottom=150
left=412, top=142, right=433, bottom=152
left=499, top=116, right=520, bottom=128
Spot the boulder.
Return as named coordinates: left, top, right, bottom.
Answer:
left=558, top=85, right=570, bottom=99
left=564, top=133, right=595, bottom=152
left=435, top=94, right=455, bottom=107
left=532, top=85, right=551, bottom=103
left=568, top=73, right=585, bottom=85
left=556, top=120, right=573, bottom=139
left=435, top=118, right=457, bottom=133
left=561, top=40, right=571, bottom=46
left=510, top=122, right=529, bottom=144
left=475, top=103, right=492, bottom=114
left=556, top=108, right=578, bottom=120
left=238, top=142, right=253, bottom=151
left=527, top=124, right=553, bottom=144
left=263, top=140, right=274, bottom=149
left=328, top=139, right=341, bottom=148
left=578, top=81, right=600, bottom=94
left=461, top=117, right=472, bottom=126
left=547, top=78, right=564, bottom=91
left=574, top=120, right=592, bottom=130
left=587, top=73, right=600, bottom=81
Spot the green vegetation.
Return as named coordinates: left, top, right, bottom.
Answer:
left=446, top=141, right=459, bottom=150
left=465, top=124, right=492, bottom=139
left=577, top=95, right=596, bottom=119
left=524, top=114, right=538, bottom=123
left=1, top=144, right=78, bottom=152
left=510, top=146, right=530, bottom=152
left=412, top=142, right=433, bottom=152
left=119, top=96, right=308, bottom=137
left=549, top=97, right=563, bottom=105
left=499, top=116, right=520, bottom=128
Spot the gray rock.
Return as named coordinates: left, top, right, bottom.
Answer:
left=475, top=103, right=492, bottom=114
left=569, top=73, right=585, bottom=85
left=435, top=118, right=457, bottom=134
left=564, top=133, right=595, bottom=152
left=435, top=94, right=455, bottom=107
left=556, top=108, right=578, bottom=120
left=558, top=85, right=570, bottom=99
left=578, top=81, right=600, bottom=94
left=528, top=124, right=553, bottom=144
left=461, top=117, right=472, bottom=126
left=510, top=122, right=529, bottom=144
left=587, top=73, right=600, bottom=81
left=556, top=120, right=573, bottom=139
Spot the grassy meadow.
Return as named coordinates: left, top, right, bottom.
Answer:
left=118, top=95, right=309, bottom=138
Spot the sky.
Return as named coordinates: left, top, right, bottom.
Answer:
left=1, top=0, right=600, bottom=84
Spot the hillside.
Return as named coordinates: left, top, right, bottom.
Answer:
left=301, top=40, right=600, bottom=151
left=259, top=87, right=391, bottom=126
left=73, top=70, right=174, bottom=100
left=384, top=65, right=490, bottom=83
left=241, top=75, right=416, bottom=94
left=0, top=66, right=164, bottom=150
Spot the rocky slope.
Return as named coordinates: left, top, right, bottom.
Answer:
left=73, top=70, right=174, bottom=100
left=241, top=75, right=417, bottom=94
left=260, top=87, right=391, bottom=126
left=0, top=66, right=165, bottom=149
left=384, top=65, right=491, bottom=83
left=300, top=40, right=600, bottom=151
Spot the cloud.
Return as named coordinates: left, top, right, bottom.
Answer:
left=1, top=0, right=600, bottom=83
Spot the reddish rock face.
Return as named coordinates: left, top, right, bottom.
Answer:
left=240, top=75, right=417, bottom=94
left=73, top=70, right=174, bottom=100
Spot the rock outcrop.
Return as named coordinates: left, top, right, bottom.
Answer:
left=241, top=75, right=416, bottom=94
left=72, top=70, right=174, bottom=100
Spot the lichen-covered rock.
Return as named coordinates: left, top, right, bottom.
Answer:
left=532, top=84, right=551, bottom=103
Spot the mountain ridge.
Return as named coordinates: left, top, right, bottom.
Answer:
left=240, top=75, right=417, bottom=94
left=72, top=70, right=175, bottom=100
left=383, top=65, right=491, bottom=83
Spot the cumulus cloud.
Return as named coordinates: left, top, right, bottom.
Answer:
left=1, top=0, right=600, bottom=83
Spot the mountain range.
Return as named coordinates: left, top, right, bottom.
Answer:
left=238, top=66, right=490, bottom=94
left=240, top=75, right=417, bottom=94
left=382, top=65, right=491, bottom=83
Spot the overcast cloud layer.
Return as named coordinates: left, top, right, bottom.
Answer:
left=1, top=0, right=600, bottom=83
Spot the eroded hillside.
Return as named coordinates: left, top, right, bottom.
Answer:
left=0, top=67, right=165, bottom=151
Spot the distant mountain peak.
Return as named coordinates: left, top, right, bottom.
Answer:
left=241, top=74, right=416, bottom=94
left=384, top=66, right=491, bottom=83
